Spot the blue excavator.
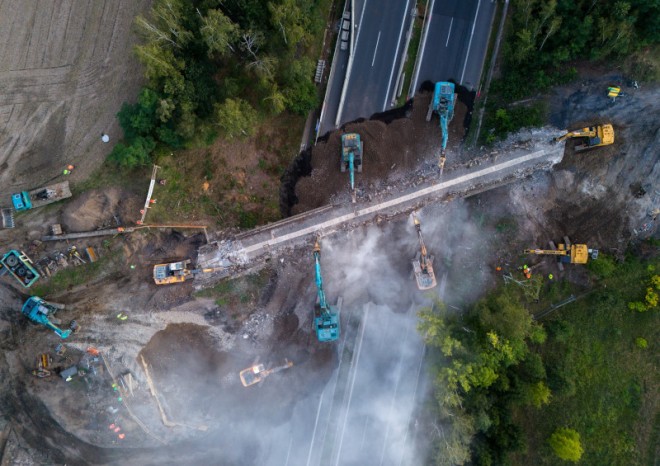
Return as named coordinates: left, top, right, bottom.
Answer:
left=312, top=241, right=340, bottom=342
left=426, top=82, right=457, bottom=174
left=340, top=133, right=363, bottom=203
left=22, top=297, right=71, bottom=339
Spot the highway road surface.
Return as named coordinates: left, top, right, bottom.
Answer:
left=412, top=0, right=497, bottom=93
left=336, top=0, right=414, bottom=126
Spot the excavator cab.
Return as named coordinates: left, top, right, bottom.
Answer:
left=312, top=241, right=340, bottom=342
left=411, top=213, right=437, bottom=290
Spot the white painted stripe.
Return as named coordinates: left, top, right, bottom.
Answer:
left=383, top=0, right=411, bottom=109
left=306, top=392, right=325, bottom=466
left=446, top=17, right=453, bottom=47
left=411, top=0, right=436, bottom=95
left=460, top=0, right=481, bottom=84
left=372, top=31, right=381, bottom=67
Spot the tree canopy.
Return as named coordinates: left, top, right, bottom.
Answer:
left=112, top=0, right=323, bottom=167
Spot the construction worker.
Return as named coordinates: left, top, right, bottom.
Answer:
left=116, top=312, right=128, bottom=321
left=158, top=179, right=167, bottom=186
left=548, top=273, right=554, bottom=280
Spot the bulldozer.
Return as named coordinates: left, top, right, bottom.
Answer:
left=554, top=124, right=614, bottom=151
left=524, top=239, right=598, bottom=267
left=426, top=81, right=457, bottom=173
left=411, top=213, right=437, bottom=290
left=22, top=297, right=71, bottom=339
left=239, top=359, right=293, bottom=387
left=340, top=133, right=363, bottom=203
left=312, top=241, right=340, bottom=342
left=152, top=260, right=221, bottom=285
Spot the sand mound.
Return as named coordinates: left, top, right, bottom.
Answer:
left=61, top=188, right=123, bottom=232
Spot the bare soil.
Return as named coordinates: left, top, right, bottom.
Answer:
left=292, top=93, right=469, bottom=212
left=0, top=14, right=658, bottom=462
left=0, top=0, right=151, bottom=194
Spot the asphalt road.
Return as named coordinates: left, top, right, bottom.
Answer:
left=337, top=0, right=413, bottom=125
left=412, top=0, right=496, bottom=92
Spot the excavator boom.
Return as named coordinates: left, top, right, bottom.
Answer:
left=554, top=124, right=614, bottom=150
left=411, top=213, right=437, bottom=290
left=312, top=241, right=339, bottom=342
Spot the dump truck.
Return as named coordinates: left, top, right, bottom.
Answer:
left=153, top=260, right=221, bottom=285
left=11, top=181, right=72, bottom=211
left=239, top=359, right=293, bottom=387
left=426, top=81, right=457, bottom=172
left=0, top=250, right=40, bottom=288
left=21, top=297, right=71, bottom=339
left=411, top=213, right=437, bottom=290
left=313, top=241, right=340, bottom=342
left=340, top=133, right=363, bottom=202
left=554, top=124, right=614, bottom=151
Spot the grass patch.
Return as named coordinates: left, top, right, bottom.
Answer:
left=513, top=255, right=660, bottom=465
left=31, top=255, right=111, bottom=298
left=396, top=1, right=425, bottom=107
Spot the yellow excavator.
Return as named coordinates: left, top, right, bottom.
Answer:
left=524, top=241, right=598, bottom=265
left=240, top=359, right=293, bottom=387
left=554, top=124, right=614, bottom=151
left=152, top=260, right=221, bottom=285
left=411, top=212, right=437, bottom=290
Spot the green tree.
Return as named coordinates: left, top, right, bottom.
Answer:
left=269, top=0, right=310, bottom=48
left=526, top=381, right=552, bottom=408
left=117, top=88, right=160, bottom=141
left=215, top=98, right=258, bottom=139
left=201, top=9, right=239, bottom=58
left=548, top=427, right=584, bottom=462
left=281, top=57, right=318, bottom=114
left=108, top=137, right=156, bottom=169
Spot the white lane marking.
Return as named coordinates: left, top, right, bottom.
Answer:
left=306, top=392, right=325, bottom=466
left=398, top=342, right=427, bottom=466
left=284, top=436, right=293, bottom=466
left=372, top=31, right=381, bottom=67
left=446, top=17, right=453, bottom=47
left=379, top=316, right=412, bottom=465
left=460, top=0, right=481, bottom=84
left=411, top=0, right=436, bottom=95
left=383, top=0, right=411, bottom=109
left=334, top=304, right=370, bottom=466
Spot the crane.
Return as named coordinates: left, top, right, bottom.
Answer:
left=411, top=213, right=437, bottom=290
left=312, top=241, right=340, bottom=342
left=426, top=82, right=457, bottom=173
left=554, top=124, right=614, bottom=151
left=340, top=133, right=363, bottom=203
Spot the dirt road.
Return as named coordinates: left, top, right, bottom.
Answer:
left=0, top=0, right=149, bottom=192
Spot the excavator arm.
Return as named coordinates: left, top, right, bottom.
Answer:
left=554, top=127, right=598, bottom=143
left=313, top=242, right=328, bottom=313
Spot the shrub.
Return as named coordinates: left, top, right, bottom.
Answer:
left=548, top=427, right=584, bottom=462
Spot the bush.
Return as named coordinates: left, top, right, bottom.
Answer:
left=635, top=337, right=648, bottom=349
left=587, top=253, right=617, bottom=279
left=548, top=427, right=584, bottom=462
